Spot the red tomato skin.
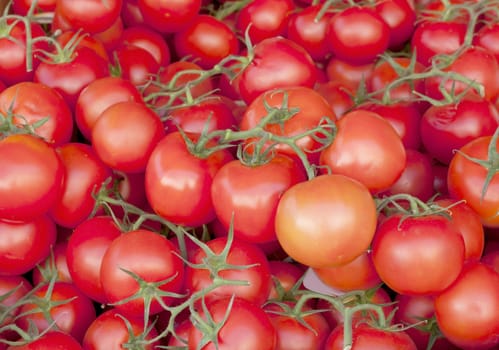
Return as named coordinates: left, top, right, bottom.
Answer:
left=0, top=275, right=32, bottom=332
left=138, top=0, right=201, bottom=34
left=375, top=0, right=417, bottom=50
left=435, top=262, right=499, bottom=350
left=372, top=214, right=465, bottom=296
left=324, top=323, right=417, bottom=350
left=49, top=143, right=113, bottom=228
left=238, top=37, right=317, bottom=104
left=474, top=23, right=499, bottom=63
left=55, top=0, right=122, bottom=34
left=145, top=132, right=234, bottom=227
left=100, top=229, right=185, bottom=317
left=113, top=44, right=160, bottom=86
left=325, top=57, right=374, bottom=92
left=32, top=241, right=72, bottom=285
left=11, top=0, right=56, bottom=15
left=66, top=216, right=122, bottom=304
left=120, top=25, right=171, bottom=66
left=0, top=134, right=64, bottom=222
left=7, top=331, right=83, bottom=350
left=0, top=82, right=73, bottom=146
left=211, top=155, right=306, bottom=244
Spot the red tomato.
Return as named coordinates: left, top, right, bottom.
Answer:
left=49, top=143, right=113, bottom=228
left=138, top=0, right=201, bottom=33
left=16, top=281, right=96, bottom=342
left=82, top=308, right=160, bottom=350
left=374, top=0, right=417, bottom=50
left=474, top=23, right=499, bottom=62
left=275, top=174, right=378, bottom=268
left=435, top=262, right=499, bottom=349
left=237, top=37, right=317, bottom=104
left=236, top=0, right=294, bottom=44
left=174, top=15, right=239, bottom=69
left=320, top=109, right=406, bottom=192
left=211, top=155, right=306, bottom=244
left=267, top=260, right=306, bottom=300
left=12, top=0, right=56, bottom=15
left=66, top=216, right=122, bottom=304
left=314, top=81, right=355, bottom=119
left=447, top=134, right=499, bottom=227
left=56, top=30, right=110, bottom=62
left=0, top=275, right=32, bottom=335
left=113, top=44, right=160, bottom=86
left=185, top=236, right=272, bottom=306
left=324, top=322, right=417, bottom=350
left=188, top=297, right=277, bottom=350
left=7, top=331, right=82, bottom=350
left=145, top=131, right=233, bottom=227
left=326, top=6, right=391, bottom=65
left=0, top=134, right=64, bottom=222
left=120, top=25, right=171, bottom=66
left=0, top=82, right=73, bottom=146
left=100, top=229, right=185, bottom=317
left=91, top=100, right=165, bottom=173
left=32, top=241, right=72, bottom=285
left=325, top=57, right=374, bottom=92
left=55, top=0, right=122, bottom=34
left=372, top=214, right=465, bottom=295
left=75, top=76, right=143, bottom=140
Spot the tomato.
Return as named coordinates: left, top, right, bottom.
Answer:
left=7, top=331, right=83, bottom=350
left=120, top=25, right=171, bottom=66
left=264, top=302, right=331, bottom=350
left=82, top=308, right=160, bottom=350
left=420, top=96, right=499, bottom=164
left=326, top=6, right=391, bottom=65
left=314, top=81, right=355, bottom=119
left=185, top=236, right=272, bottom=305
left=236, top=0, right=294, bottom=44
left=113, top=44, right=160, bottom=87
left=32, top=241, right=72, bottom=285
left=275, top=174, right=378, bottom=268
left=11, top=0, right=56, bottom=15
left=0, top=275, right=32, bottom=341
left=174, top=15, right=239, bottom=69
left=66, top=216, right=122, bottom=304
left=0, top=134, right=64, bottom=222
left=145, top=131, right=233, bottom=227
left=372, top=214, right=465, bottom=295
left=138, top=0, right=201, bottom=33
left=16, top=281, right=96, bottom=342
left=49, top=143, right=113, bottom=228
left=100, top=229, right=184, bottom=317
left=474, top=23, right=499, bottom=62
left=267, top=260, right=306, bottom=300
left=55, top=30, right=110, bottom=62
left=91, top=100, right=165, bottom=173
left=374, top=0, right=417, bottom=50
left=313, top=249, right=381, bottom=292
left=286, top=4, right=333, bottom=62
left=237, top=37, right=317, bottom=104
left=55, top=0, right=123, bottom=34
left=75, top=76, right=143, bottom=140
left=320, top=109, right=406, bottom=192
left=434, top=262, right=499, bottom=349
left=92, top=15, right=124, bottom=53
left=188, top=297, right=277, bottom=350
left=447, top=134, right=499, bottom=227
left=325, top=57, right=374, bottom=92
left=324, top=322, right=417, bottom=350
left=239, top=86, right=336, bottom=165
left=0, top=82, right=73, bottom=146
left=211, top=155, right=306, bottom=244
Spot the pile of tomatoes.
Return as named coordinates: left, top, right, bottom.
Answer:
left=1, top=0, right=499, bottom=349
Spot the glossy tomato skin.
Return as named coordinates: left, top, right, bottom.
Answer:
left=113, top=44, right=160, bottom=86
left=324, top=323, right=417, bottom=350
left=211, top=155, right=306, bottom=244
left=7, top=331, right=83, bottom=350
left=49, top=143, right=113, bottom=228
left=100, top=229, right=185, bottom=318
left=374, top=0, right=417, bottom=50
left=447, top=135, right=499, bottom=227
left=0, top=82, right=73, bottom=146
left=11, top=0, right=56, bottom=15
left=275, top=174, right=378, bottom=268
left=320, top=109, right=406, bottom=192
left=120, top=25, right=171, bottom=66
left=31, top=241, right=72, bottom=285
left=145, top=131, right=233, bottom=227
left=325, top=57, right=374, bottom=92
left=185, top=236, right=272, bottom=306
left=55, top=0, right=122, bottom=34
left=75, top=76, right=143, bottom=140
left=138, top=0, right=201, bottom=33
left=66, top=216, right=122, bottom=304
left=16, top=281, right=96, bottom=342
left=0, top=134, right=64, bottom=222
left=326, top=6, right=391, bottom=65
left=420, top=97, right=499, bottom=165
left=435, top=262, right=499, bottom=350
left=372, top=214, right=465, bottom=295
left=91, top=100, right=165, bottom=173
left=188, top=297, right=277, bottom=350
left=238, top=37, right=317, bottom=104
left=0, top=275, right=32, bottom=335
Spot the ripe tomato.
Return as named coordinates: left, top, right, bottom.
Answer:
left=113, top=44, right=160, bottom=86
left=275, top=174, right=378, bottom=268
left=0, top=275, right=32, bottom=334
left=320, top=109, right=406, bottom=192
left=447, top=134, right=499, bottom=227
left=91, top=100, right=165, bottom=173
left=11, top=0, right=56, bottom=15
left=120, top=25, right=171, bottom=66
left=372, top=214, right=465, bottom=295
left=374, top=0, right=417, bottom=50
left=0, top=82, right=73, bottom=146
left=211, top=155, right=306, bottom=244
left=267, top=260, right=306, bottom=300
left=138, top=0, right=201, bottom=33
left=434, top=262, right=499, bottom=349
left=188, top=297, right=277, bottom=350
left=100, top=229, right=185, bottom=318
left=0, top=134, right=64, bottom=222
left=32, top=241, right=72, bottom=285
left=185, top=236, right=272, bottom=306
left=325, top=57, right=374, bottom=92
left=7, top=331, right=83, bottom=350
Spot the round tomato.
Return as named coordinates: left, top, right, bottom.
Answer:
left=275, top=174, right=378, bottom=268
left=138, top=0, right=201, bottom=33
left=120, top=25, right=171, bottom=66
left=55, top=0, right=122, bottom=33
left=7, top=331, right=83, bottom=350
